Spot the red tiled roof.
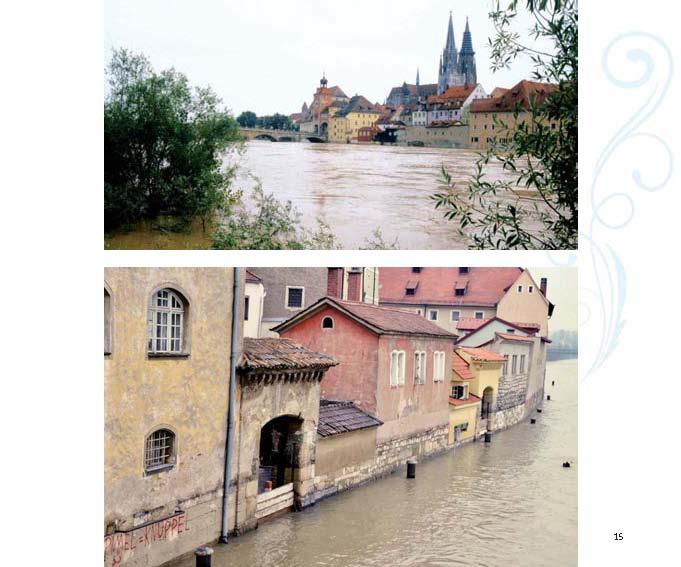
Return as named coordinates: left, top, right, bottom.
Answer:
left=427, top=84, right=476, bottom=104
left=452, top=351, right=475, bottom=380
left=317, top=399, right=383, bottom=438
left=460, top=347, right=507, bottom=362
left=449, top=393, right=481, bottom=406
left=469, top=80, right=558, bottom=113
left=379, top=267, right=523, bottom=307
left=273, top=297, right=458, bottom=339
left=514, top=322, right=541, bottom=331
left=239, top=338, right=338, bottom=371
left=496, top=332, right=535, bottom=343
left=456, top=317, right=490, bottom=331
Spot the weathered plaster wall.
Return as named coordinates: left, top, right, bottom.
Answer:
left=312, top=425, right=449, bottom=501
left=279, top=306, right=380, bottom=414
left=497, top=270, right=550, bottom=336
left=233, top=376, right=322, bottom=533
left=104, top=268, right=241, bottom=567
left=243, top=281, right=265, bottom=338
left=256, top=267, right=327, bottom=322
left=315, top=428, right=377, bottom=476
left=375, top=335, right=453, bottom=444
left=496, top=342, right=532, bottom=411
left=448, top=402, right=480, bottom=444
left=379, top=302, right=496, bottom=335
left=456, top=319, right=532, bottom=347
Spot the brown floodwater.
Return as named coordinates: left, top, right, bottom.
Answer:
left=105, top=140, right=544, bottom=250
left=171, top=358, right=577, bottom=567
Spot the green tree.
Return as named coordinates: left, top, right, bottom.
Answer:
left=432, top=0, right=577, bottom=249
left=105, top=48, right=242, bottom=231
left=236, top=111, right=257, bottom=128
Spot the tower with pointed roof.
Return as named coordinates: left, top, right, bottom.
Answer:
left=437, top=12, right=477, bottom=94
left=459, top=17, right=477, bottom=86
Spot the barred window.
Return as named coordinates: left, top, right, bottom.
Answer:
left=145, top=429, right=175, bottom=473
left=433, top=351, right=446, bottom=382
left=147, top=289, right=185, bottom=354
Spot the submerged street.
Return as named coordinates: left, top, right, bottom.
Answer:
left=172, top=358, right=577, bottom=567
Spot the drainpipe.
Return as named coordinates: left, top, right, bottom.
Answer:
left=220, top=267, right=241, bottom=544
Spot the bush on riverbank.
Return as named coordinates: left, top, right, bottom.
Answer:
left=104, top=49, right=242, bottom=232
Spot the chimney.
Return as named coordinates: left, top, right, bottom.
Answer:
left=540, top=277, right=548, bottom=296
left=347, top=269, right=362, bottom=302
left=327, top=268, right=344, bottom=299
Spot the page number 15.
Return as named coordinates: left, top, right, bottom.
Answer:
left=614, top=533, right=623, bottom=541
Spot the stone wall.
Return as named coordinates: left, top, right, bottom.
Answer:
left=398, top=124, right=469, bottom=148
left=493, top=383, right=545, bottom=431
left=496, top=370, right=529, bottom=411
left=311, top=424, right=449, bottom=501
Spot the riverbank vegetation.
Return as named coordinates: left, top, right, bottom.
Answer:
left=236, top=111, right=297, bottom=131
left=105, top=49, right=243, bottom=233
left=433, top=0, right=577, bottom=249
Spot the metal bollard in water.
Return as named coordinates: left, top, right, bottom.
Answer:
left=484, top=432, right=492, bottom=443
left=195, top=546, right=213, bottom=567
left=552, top=380, right=555, bottom=386
left=530, top=418, right=536, bottom=424
left=547, top=395, right=551, bottom=401
left=406, top=458, right=417, bottom=478
left=537, top=408, right=542, bottom=413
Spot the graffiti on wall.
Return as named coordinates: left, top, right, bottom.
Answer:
left=104, top=511, right=189, bottom=566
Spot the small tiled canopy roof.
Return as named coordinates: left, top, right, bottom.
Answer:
left=460, top=347, right=507, bottom=362
left=452, top=351, right=475, bottom=380
left=273, top=297, right=457, bottom=339
left=317, top=399, right=383, bottom=438
left=245, top=269, right=261, bottom=283
left=239, top=338, right=338, bottom=371
left=449, top=393, right=481, bottom=406
left=496, top=332, right=535, bottom=343
left=456, top=317, right=490, bottom=331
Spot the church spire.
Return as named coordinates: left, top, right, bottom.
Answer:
left=446, top=11, right=456, bottom=53
left=460, top=16, right=474, bottom=54
left=416, top=68, right=420, bottom=86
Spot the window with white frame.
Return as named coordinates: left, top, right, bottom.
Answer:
left=286, top=286, right=304, bottom=309
left=520, top=354, right=526, bottom=373
left=528, top=285, right=534, bottom=293
left=147, top=289, right=185, bottom=354
left=517, top=285, right=523, bottom=293
left=502, top=357, right=508, bottom=375
left=390, top=350, right=406, bottom=386
left=451, top=311, right=460, bottom=321
left=414, top=351, right=426, bottom=384
left=474, top=311, right=484, bottom=319
left=451, top=384, right=468, bottom=399
left=511, top=354, right=518, bottom=374
left=322, top=316, right=334, bottom=329
left=144, top=428, right=176, bottom=473
left=429, top=310, right=438, bottom=321
left=433, top=351, right=446, bottom=382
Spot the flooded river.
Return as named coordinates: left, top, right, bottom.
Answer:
left=106, top=141, right=540, bottom=250
left=172, top=358, right=577, bottom=567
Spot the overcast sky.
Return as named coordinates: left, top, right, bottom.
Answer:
left=529, top=267, right=578, bottom=333
left=104, top=0, right=551, bottom=116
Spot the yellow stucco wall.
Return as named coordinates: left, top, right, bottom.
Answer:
left=329, top=111, right=380, bottom=143
left=497, top=269, right=550, bottom=336
left=468, top=110, right=558, bottom=150
left=448, top=402, right=479, bottom=444
left=104, top=268, right=240, bottom=531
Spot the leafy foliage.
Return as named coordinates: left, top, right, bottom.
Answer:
left=432, top=0, right=577, bottom=249
left=211, top=184, right=339, bottom=250
left=105, top=49, right=242, bottom=231
left=236, top=111, right=257, bottom=128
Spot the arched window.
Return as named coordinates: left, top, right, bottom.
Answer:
left=322, top=316, right=334, bottom=329
left=147, top=288, right=185, bottom=354
left=145, top=428, right=176, bottom=473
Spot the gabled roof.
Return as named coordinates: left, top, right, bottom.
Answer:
left=456, top=317, right=490, bottom=331
left=245, top=269, right=262, bottom=284
left=469, top=80, right=558, bottom=113
left=426, top=84, right=476, bottom=104
left=456, top=316, right=536, bottom=339
left=459, top=347, right=506, bottom=363
left=328, top=85, right=348, bottom=98
left=272, top=296, right=458, bottom=339
left=336, top=95, right=380, bottom=117
left=495, top=332, right=535, bottom=343
left=452, top=351, right=475, bottom=380
left=379, top=267, right=524, bottom=307
left=317, top=399, right=383, bottom=438
left=239, top=338, right=338, bottom=371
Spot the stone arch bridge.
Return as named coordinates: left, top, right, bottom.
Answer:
left=240, top=128, right=302, bottom=142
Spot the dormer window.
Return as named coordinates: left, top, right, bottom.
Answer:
left=517, top=285, right=523, bottom=293
left=455, top=288, right=465, bottom=296
left=405, top=280, right=418, bottom=296
left=459, top=267, right=469, bottom=274
left=412, top=267, right=422, bottom=273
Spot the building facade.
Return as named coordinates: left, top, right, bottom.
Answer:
left=104, top=268, right=241, bottom=567
left=328, top=95, right=382, bottom=143
left=298, top=75, right=349, bottom=137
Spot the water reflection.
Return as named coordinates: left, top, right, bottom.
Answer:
left=171, top=359, right=577, bottom=567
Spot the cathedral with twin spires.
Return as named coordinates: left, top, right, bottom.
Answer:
left=386, top=11, right=478, bottom=106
